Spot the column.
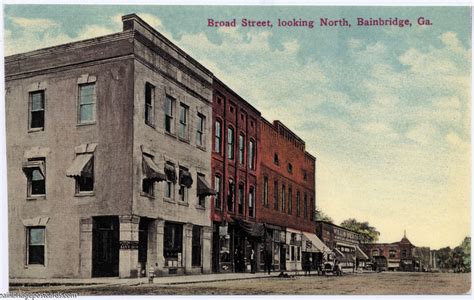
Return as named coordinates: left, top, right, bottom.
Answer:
left=202, top=226, right=212, bottom=274
left=79, top=217, right=93, bottom=278
left=119, top=215, right=140, bottom=278
left=184, top=223, right=193, bottom=273
left=155, top=219, right=165, bottom=276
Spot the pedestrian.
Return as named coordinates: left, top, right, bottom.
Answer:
left=250, top=248, right=256, bottom=273
left=338, top=260, right=343, bottom=276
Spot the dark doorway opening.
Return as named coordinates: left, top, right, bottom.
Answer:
left=92, top=216, right=119, bottom=277
left=280, top=244, right=286, bottom=271
left=138, top=218, right=150, bottom=277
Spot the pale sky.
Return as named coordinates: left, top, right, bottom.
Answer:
left=3, top=5, right=471, bottom=249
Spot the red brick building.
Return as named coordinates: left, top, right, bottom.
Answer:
left=210, top=78, right=261, bottom=273
left=256, top=119, right=319, bottom=271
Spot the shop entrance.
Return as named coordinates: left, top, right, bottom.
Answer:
left=138, top=218, right=150, bottom=277
left=280, top=244, right=286, bottom=271
left=92, top=216, right=119, bottom=277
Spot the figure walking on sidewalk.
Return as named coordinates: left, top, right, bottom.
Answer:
left=250, top=249, right=256, bottom=273
left=264, top=251, right=272, bottom=275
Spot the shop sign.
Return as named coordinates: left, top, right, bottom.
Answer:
left=120, top=240, right=139, bottom=250
left=219, top=225, right=228, bottom=236
left=280, top=231, right=286, bottom=243
left=305, top=240, right=313, bottom=250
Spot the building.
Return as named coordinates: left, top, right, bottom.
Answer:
left=256, top=119, right=320, bottom=272
left=210, top=78, right=261, bottom=273
left=361, top=233, right=416, bottom=271
left=6, top=14, right=216, bottom=278
left=315, top=221, right=369, bottom=271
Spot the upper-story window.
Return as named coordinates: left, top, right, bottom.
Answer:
left=274, top=153, right=279, bottom=165
left=303, top=170, right=308, bottom=181
left=288, top=187, right=293, bottom=215
left=145, top=82, right=155, bottom=127
left=248, top=187, right=255, bottom=218
left=273, top=180, right=279, bottom=210
left=287, top=163, right=293, bottom=173
left=310, top=197, right=314, bottom=221
left=29, top=91, right=45, bottom=130
left=164, top=96, right=175, bottom=134
left=238, top=134, right=245, bottom=165
left=248, top=140, right=255, bottom=170
left=164, top=162, right=176, bottom=200
left=215, top=120, right=222, bottom=154
left=179, top=167, right=193, bottom=202
left=296, top=191, right=301, bottom=216
left=196, top=114, right=206, bottom=148
left=303, top=192, right=308, bottom=219
left=142, top=153, right=166, bottom=197
left=214, top=175, right=222, bottom=210
left=238, top=183, right=244, bottom=215
left=227, top=127, right=234, bottom=160
left=178, top=104, right=188, bottom=140
left=282, top=184, right=286, bottom=213
left=389, top=249, right=397, bottom=258
left=23, top=158, right=46, bottom=197
left=227, top=180, right=235, bottom=212
left=263, top=176, right=269, bottom=207
left=78, top=83, right=96, bottom=124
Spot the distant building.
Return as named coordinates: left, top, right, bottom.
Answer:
left=6, top=14, right=215, bottom=278
left=315, top=221, right=369, bottom=271
left=361, top=233, right=416, bottom=271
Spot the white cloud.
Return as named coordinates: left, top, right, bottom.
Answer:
left=10, top=17, right=58, bottom=32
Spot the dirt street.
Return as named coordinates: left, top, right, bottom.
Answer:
left=11, top=272, right=471, bottom=295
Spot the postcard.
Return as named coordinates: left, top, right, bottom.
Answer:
left=1, top=3, right=471, bottom=297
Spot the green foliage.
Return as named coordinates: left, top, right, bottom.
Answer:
left=340, top=218, right=380, bottom=243
left=315, top=207, right=334, bottom=223
left=435, top=237, right=471, bottom=273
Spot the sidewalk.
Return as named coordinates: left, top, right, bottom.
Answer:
left=10, top=270, right=305, bottom=287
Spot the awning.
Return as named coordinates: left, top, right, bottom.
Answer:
left=22, top=160, right=45, bottom=178
left=264, top=223, right=283, bottom=231
left=179, top=169, right=193, bottom=188
left=66, top=154, right=93, bottom=177
left=355, top=245, right=369, bottom=260
left=334, top=248, right=345, bottom=259
left=234, top=218, right=264, bottom=238
left=142, top=156, right=166, bottom=182
left=302, top=232, right=332, bottom=253
left=164, top=163, right=177, bottom=183
left=197, top=174, right=216, bottom=196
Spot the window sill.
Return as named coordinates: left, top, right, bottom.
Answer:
left=24, top=264, right=46, bottom=269
left=178, top=137, right=190, bottom=144
left=163, top=197, right=175, bottom=204
left=140, top=192, right=155, bottom=199
left=76, top=122, right=96, bottom=127
left=26, top=195, right=46, bottom=201
left=28, top=128, right=44, bottom=133
left=195, top=205, right=206, bottom=210
left=145, top=122, right=155, bottom=129
left=178, top=201, right=189, bottom=207
left=196, top=145, right=206, bottom=152
left=165, top=131, right=176, bottom=139
left=74, top=192, right=95, bottom=197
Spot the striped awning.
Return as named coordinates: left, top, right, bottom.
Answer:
left=22, top=160, right=45, bottom=178
left=197, top=174, right=216, bottom=196
left=355, top=245, right=369, bottom=260
left=66, top=154, right=93, bottom=177
left=302, top=232, right=332, bottom=253
left=142, top=156, right=166, bottom=182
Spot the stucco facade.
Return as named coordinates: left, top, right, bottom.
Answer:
left=6, top=14, right=214, bottom=279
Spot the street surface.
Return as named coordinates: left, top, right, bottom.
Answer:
left=11, top=272, right=471, bottom=295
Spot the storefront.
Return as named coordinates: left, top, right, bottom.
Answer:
left=302, top=231, right=332, bottom=271
left=285, top=228, right=302, bottom=271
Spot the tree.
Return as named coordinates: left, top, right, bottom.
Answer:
left=315, top=207, right=334, bottom=223
left=340, top=218, right=380, bottom=243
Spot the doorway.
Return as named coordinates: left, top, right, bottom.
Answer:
left=92, top=216, right=119, bottom=277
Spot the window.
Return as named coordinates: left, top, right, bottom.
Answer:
left=304, top=193, right=308, bottom=219
left=192, top=226, right=202, bottom=267
left=227, top=180, right=234, bottom=212
left=297, top=247, right=301, bottom=261
left=214, top=175, right=221, bottom=209
left=287, top=163, right=293, bottom=173
left=179, top=104, right=188, bottom=140
left=76, top=155, right=94, bottom=193
left=282, top=185, right=286, bottom=213
left=196, top=114, right=205, bottom=147
left=402, top=250, right=407, bottom=258
left=310, top=197, right=314, bottom=221
left=145, top=82, right=155, bottom=126
left=291, top=246, right=295, bottom=261
left=303, top=170, right=308, bottom=181
left=23, top=158, right=46, bottom=197
left=273, top=180, right=279, bottom=210
left=248, top=140, right=255, bottom=170
left=239, top=134, right=245, bottom=165
left=179, top=167, right=192, bottom=202
left=227, top=127, right=234, bottom=160
left=288, top=187, right=293, bottom=215
left=165, top=181, right=174, bottom=199
left=215, top=120, right=222, bottom=153
left=163, top=222, right=183, bottom=267
left=296, top=191, right=301, bottom=217
left=238, top=183, right=244, bottom=215
left=263, top=176, right=268, bottom=207
left=372, top=250, right=379, bottom=257
left=389, top=249, right=396, bottom=258
left=29, top=91, right=45, bottom=130
left=164, top=96, right=174, bottom=133
left=78, top=83, right=96, bottom=124
left=274, top=153, right=279, bottom=165
left=196, top=173, right=213, bottom=207
left=27, top=227, right=45, bottom=265
left=164, top=162, right=176, bottom=200
left=142, top=154, right=165, bottom=197
left=248, top=187, right=255, bottom=217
